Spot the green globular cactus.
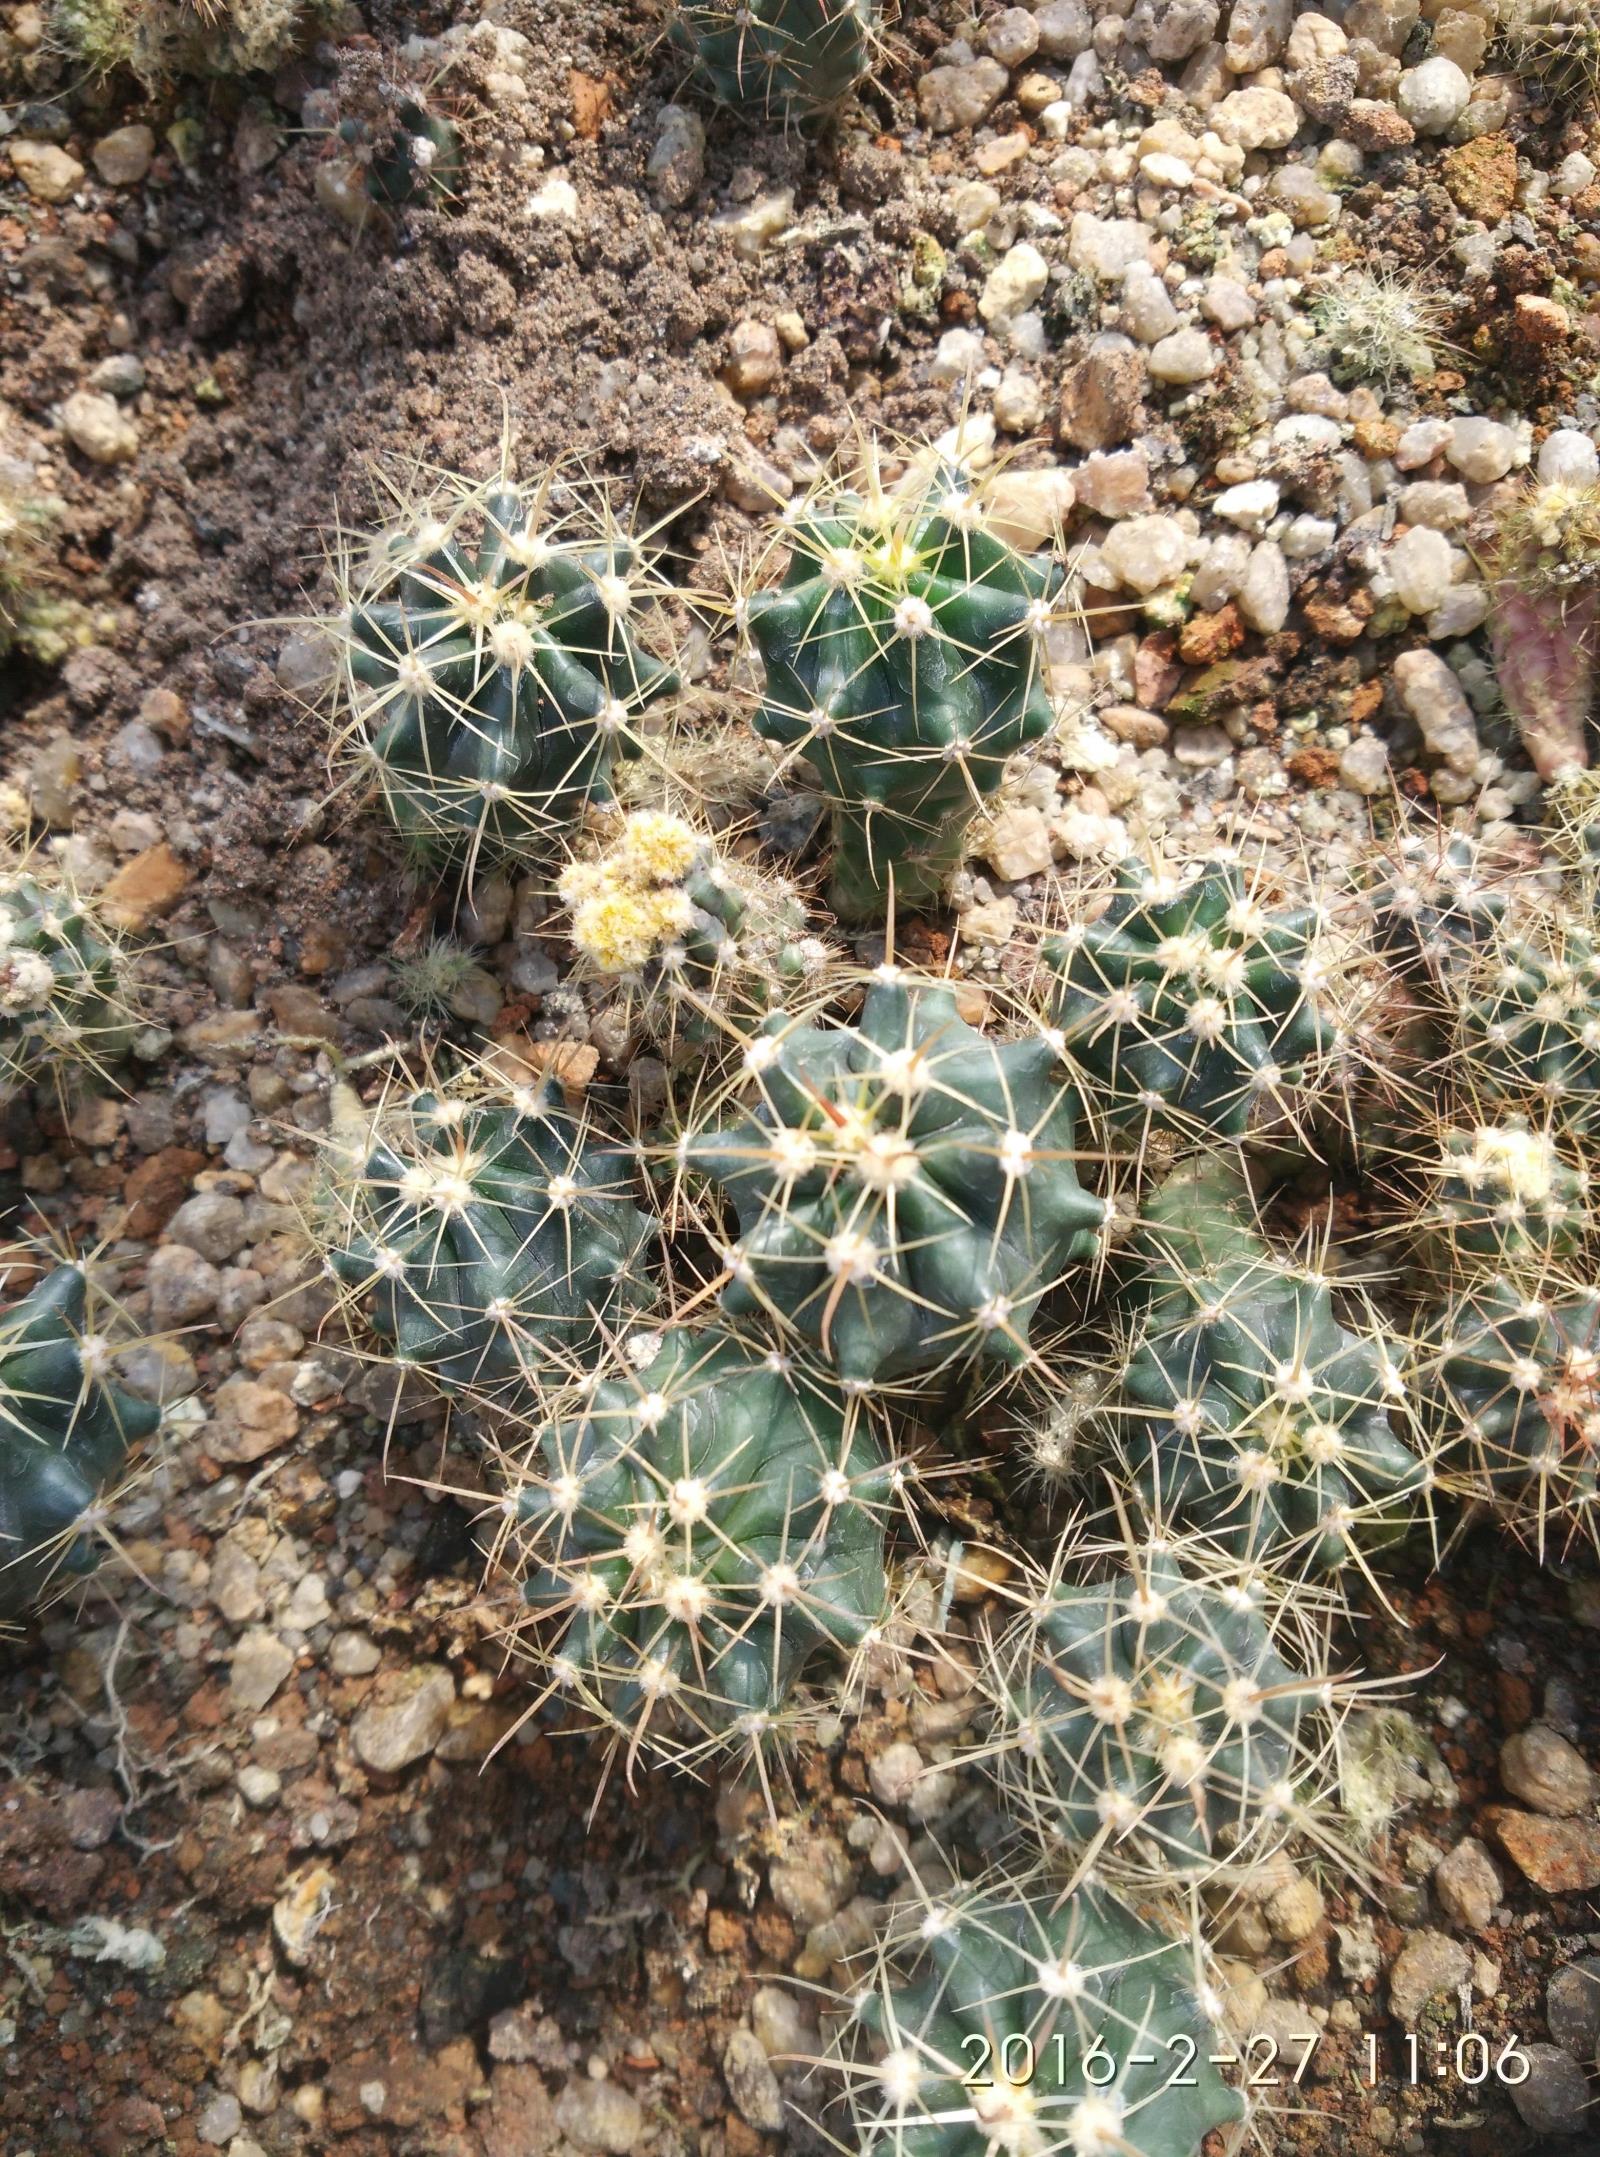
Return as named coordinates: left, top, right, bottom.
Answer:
left=742, top=462, right=1061, bottom=923
left=1, top=1265, right=159, bottom=1622
left=365, top=98, right=462, bottom=209
left=331, top=471, right=679, bottom=870
left=0, top=862, right=136, bottom=1100
left=981, top=1542, right=1340, bottom=1887
left=314, top=1075, right=656, bottom=1407
left=1113, top=1158, right=1431, bottom=1578
left=673, top=0, right=878, bottom=123
left=1454, top=914, right=1600, bottom=1134
left=679, top=971, right=1110, bottom=1386
left=1419, top=1275, right=1600, bottom=1563
left=1047, top=856, right=1343, bottom=1141
left=559, top=809, right=831, bottom=1055
left=831, top=1866, right=1244, bottom=2157
left=502, top=1324, right=896, bottom=1770
left=1369, top=829, right=1512, bottom=974
left=1416, top=1118, right=1589, bottom=1279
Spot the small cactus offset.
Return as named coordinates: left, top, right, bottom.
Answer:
left=313, top=1072, right=657, bottom=1407
left=1368, top=828, right=1513, bottom=975
left=672, top=0, right=879, bottom=122
left=1047, top=854, right=1347, bottom=1142
left=741, top=458, right=1061, bottom=922
left=979, top=1539, right=1343, bottom=1888
left=830, top=1864, right=1244, bottom=2157
left=679, top=971, right=1110, bottom=1385
left=1452, top=912, right=1600, bottom=1134
left=501, top=1324, right=897, bottom=1771
left=0, top=1264, right=159, bottom=1622
left=1112, top=1158, right=1431, bottom=1578
left=559, top=810, right=830, bottom=1054
left=330, top=469, right=679, bottom=871
left=1414, top=1117, right=1590, bottom=1280
left=0, top=859, right=136, bottom=1100
left=1418, top=1274, right=1600, bottom=1562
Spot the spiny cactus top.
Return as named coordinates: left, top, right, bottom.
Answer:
left=681, top=972, right=1110, bottom=1385
left=1115, top=1158, right=1431, bottom=1578
left=0, top=864, right=134, bottom=1099
left=834, top=1868, right=1244, bottom=2157
left=1, top=1265, right=159, bottom=1621
left=317, top=1076, right=656, bottom=1405
left=1047, top=856, right=1342, bottom=1140
left=333, top=473, right=679, bottom=867
left=559, top=810, right=828, bottom=1051
left=1369, top=830, right=1512, bottom=974
left=1416, top=1118, right=1589, bottom=1280
left=1454, top=913, right=1600, bottom=1133
left=983, top=1545, right=1338, bottom=1886
left=504, top=1324, right=896, bottom=1768
left=364, top=98, right=462, bottom=209
left=742, top=462, right=1061, bottom=922
left=673, top=0, right=878, bottom=122
left=1419, top=1274, right=1600, bottom=1563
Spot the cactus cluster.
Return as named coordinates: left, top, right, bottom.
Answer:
left=0, top=860, right=136, bottom=1101
left=0, top=1265, right=159, bottom=1623
left=831, top=1865, right=1244, bottom=2157
left=672, top=0, right=878, bottom=123
left=1047, top=855, right=1347, bottom=1142
left=740, top=459, right=1062, bottom=923
left=679, top=972, right=1110, bottom=1384
left=501, top=1324, right=897, bottom=1770
left=313, top=1073, right=657, bottom=1408
left=330, top=471, right=678, bottom=871
left=558, top=809, right=829, bottom=1054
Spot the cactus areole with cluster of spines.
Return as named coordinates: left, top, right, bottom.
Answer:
left=0, top=1265, right=159, bottom=1621
left=0, top=865, right=132, bottom=1099
left=508, top=1325, right=894, bottom=1759
left=1421, top=1275, right=1600, bottom=1560
left=319, top=1079, right=656, bottom=1403
left=1456, top=915, right=1600, bottom=1133
left=987, top=1546, right=1334, bottom=1885
left=673, top=0, right=878, bottom=122
left=1048, top=856, right=1338, bottom=1140
left=743, top=464, right=1061, bottom=922
left=682, top=972, right=1109, bottom=1385
left=1117, top=1158, right=1430, bottom=1575
left=838, top=1869, right=1244, bottom=2157
left=1370, top=830, right=1511, bottom=974
left=338, top=479, right=678, bottom=866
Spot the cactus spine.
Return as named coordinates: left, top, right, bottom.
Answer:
left=673, top=0, right=879, bottom=122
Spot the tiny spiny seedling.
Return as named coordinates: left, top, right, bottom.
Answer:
left=559, top=809, right=831, bottom=1055
left=311, top=1067, right=657, bottom=1410
left=1045, top=852, right=1351, bottom=1143
left=739, top=452, right=1062, bottom=922
left=0, top=1263, right=159, bottom=1623
left=671, top=0, right=880, bottom=125
left=390, top=938, right=499, bottom=1024
left=825, top=1859, right=1245, bottom=2157
left=1310, top=268, right=1455, bottom=391
left=327, top=465, right=679, bottom=875
left=676, top=969, right=1111, bottom=1386
left=1418, top=1271, right=1600, bottom=1563
left=0, top=857, right=137, bottom=1101
left=310, top=55, right=465, bottom=227
left=498, top=1322, right=900, bottom=1779
left=1111, top=1157, right=1434, bottom=1583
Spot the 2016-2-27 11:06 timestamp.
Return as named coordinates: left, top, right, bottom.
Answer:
left=958, top=2029, right=1534, bottom=2092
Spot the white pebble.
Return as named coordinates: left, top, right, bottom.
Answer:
left=1426, top=585, right=1490, bottom=640
left=1213, top=479, right=1281, bottom=533
left=1121, top=264, right=1180, bottom=342
left=1389, top=525, right=1455, bottom=615
left=1068, top=211, right=1154, bottom=279
left=979, top=242, right=1050, bottom=325
left=1538, top=429, right=1600, bottom=487
left=1446, top=417, right=1518, bottom=485
left=1201, top=276, right=1257, bottom=331
left=1148, top=328, right=1216, bottom=383
left=1393, top=648, right=1479, bottom=774
left=1398, top=56, right=1471, bottom=135
left=1101, top=514, right=1190, bottom=594
left=1281, top=514, right=1336, bottom=558
left=1237, top=540, right=1291, bottom=632
left=1394, top=418, right=1453, bottom=470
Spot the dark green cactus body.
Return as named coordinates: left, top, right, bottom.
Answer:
left=841, top=1871, right=1244, bottom=2157
left=674, top=0, right=877, bottom=121
left=684, top=974, right=1108, bottom=1385
left=1420, top=1275, right=1600, bottom=1558
left=1370, top=831, right=1511, bottom=973
left=989, top=1550, right=1328, bottom=1883
left=0, top=868, right=133, bottom=1097
left=1117, top=1159, right=1428, bottom=1574
left=1048, top=857, right=1334, bottom=1139
left=321, top=1082, right=656, bottom=1403
left=366, top=100, right=463, bottom=208
left=1, top=1266, right=159, bottom=1620
left=744, top=471, right=1060, bottom=922
left=1456, top=916, right=1600, bottom=1132
left=342, top=485, right=678, bottom=864
left=511, top=1326, right=893, bottom=1750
